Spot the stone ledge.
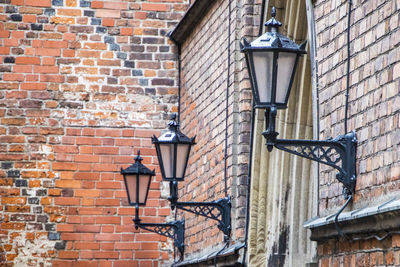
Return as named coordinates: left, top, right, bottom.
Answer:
left=172, top=242, right=245, bottom=267
left=304, top=198, right=400, bottom=241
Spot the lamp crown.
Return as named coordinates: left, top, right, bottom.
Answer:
left=168, top=113, right=179, bottom=132
left=134, top=150, right=143, bottom=163
left=265, top=6, right=282, bottom=32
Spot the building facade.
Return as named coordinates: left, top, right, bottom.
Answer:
left=0, top=0, right=189, bottom=265
left=1, top=0, right=400, bottom=266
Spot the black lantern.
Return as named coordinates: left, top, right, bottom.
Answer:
left=121, top=151, right=185, bottom=256
left=152, top=115, right=195, bottom=181
left=240, top=7, right=306, bottom=109
left=121, top=151, right=155, bottom=206
left=240, top=7, right=357, bottom=199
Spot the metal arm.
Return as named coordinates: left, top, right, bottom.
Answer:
left=134, top=205, right=185, bottom=256
left=263, top=108, right=357, bottom=197
left=169, top=181, right=232, bottom=237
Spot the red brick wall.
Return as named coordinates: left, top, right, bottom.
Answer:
left=176, top=0, right=254, bottom=259
left=316, top=0, right=400, bottom=212
left=314, top=0, right=400, bottom=265
left=318, top=235, right=400, bottom=266
left=0, top=0, right=188, bottom=265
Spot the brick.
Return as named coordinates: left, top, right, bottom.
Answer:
left=35, top=48, right=61, bottom=56
left=75, top=242, right=100, bottom=250
left=43, top=40, right=68, bottom=48
left=34, top=66, right=59, bottom=74
left=142, top=3, right=169, bottom=12
left=2, top=197, right=26, bottom=204
left=96, top=9, right=121, bottom=18
left=94, top=251, right=118, bottom=259
left=95, top=217, right=121, bottom=224
left=57, top=9, right=81, bottom=16
left=96, top=199, right=120, bottom=206
left=0, top=136, right=25, bottom=143
left=57, top=224, right=75, bottom=232
left=53, top=162, right=78, bottom=171
left=54, top=197, right=80, bottom=206
left=91, top=1, right=103, bottom=8
left=50, top=17, right=75, bottom=24
left=13, top=65, right=33, bottom=73
left=95, top=234, right=121, bottom=241
left=58, top=251, right=79, bottom=259
left=21, top=83, right=47, bottom=90
left=102, top=18, right=114, bottom=27
left=75, top=189, right=100, bottom=197
left=3, top=73, right=24, bottom=81
left=26, top=0, right=51, bottom=7
left=55, top=180, right=81, bottom=188
left=134, top=251, right=160, bottom=259
left=15, top=57, right=40, bottom=65
left=104, top=1, right=127, bottom=10
left=23, top=14, right=36, bottom=23
left=76, top=137, right=102, bottom=145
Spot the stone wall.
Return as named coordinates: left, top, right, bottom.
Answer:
left=0, top=0, right=188, bottom=265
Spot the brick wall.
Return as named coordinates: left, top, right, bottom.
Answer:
left=314, top=0, right=400, bottom=265
left=0, top=0, right=188, bottom=265
left=175, top=0, right=256, bottom=259
left=316, top=0, right=400, bottom=213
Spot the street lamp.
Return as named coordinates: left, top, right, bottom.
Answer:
left=152, top=115, right=232, bottom=238
left=121, top=151, right=154, bottom=207
left=241, top=7, right=357, bottom=197
left=152, top=114, right=195, bottom=182
left=121, top=151, right=185, bottom=256
left=240, top=6, right=307, bottom=110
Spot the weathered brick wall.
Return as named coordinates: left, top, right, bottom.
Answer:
left=318, top=235, right=400, bottom=266
left=0, top=0, right=188, bottom=265
left=314, top=0, right=400, bottom=265
left=316, top=0, right=400, bottom=211
left=179, top=0, right=234, bottom=255
left=176, top=0, right=257, bottom=259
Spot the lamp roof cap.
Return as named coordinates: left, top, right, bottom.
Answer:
left=120, top=150, right=155, bottom=175
left=152, top=114, right=196, bottom=144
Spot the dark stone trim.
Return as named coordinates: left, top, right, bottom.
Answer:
left=168, top=0, right=217, bottom=45
left=305, top=199, right=400, bottom=241
left=172, top=243, right=245, bottom=267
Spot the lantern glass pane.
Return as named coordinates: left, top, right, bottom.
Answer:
left=276, top=52, right=297, bottom=104
left=125, top=174, right=151, bottom=204
left=176, top=144, right=189, bottom=179
left=253, top=51, right=273, bottom=103
left=160, top=144, right=174, bottom=178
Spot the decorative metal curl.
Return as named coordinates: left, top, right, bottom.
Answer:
left=263, top=108, right=357, bottom=197
left=134, top=219, right=185, bottom=256
left=173, top=197, right=231, bottom=237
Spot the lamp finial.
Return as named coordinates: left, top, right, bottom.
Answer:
left=134, top=150, right=143, bottom=163
left=168, top=113, right=179, bottom=131
left=265, top=6, right=282, bottom=31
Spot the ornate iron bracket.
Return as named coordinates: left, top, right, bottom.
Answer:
left=263, top=108, right=357, bottom=197
left=134, top=219, right=185, bottom=256
left=169, top=182, right=231, bottom=237
left=133, top=205, right=185, bottom=256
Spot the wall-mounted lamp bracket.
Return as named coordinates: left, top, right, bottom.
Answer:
left=134, top=205, right=185, bottom=256
left=263, top=108, right=357, bottom=198
left=169, top=181, right=231, bottom=237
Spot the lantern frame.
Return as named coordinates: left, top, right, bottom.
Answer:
left=240, top=7, right=307, bottom=109
left=152, top=116, right=196, bottom=182
left=241, top=7, right=357, bottom=198
left=120, top=151, right=185, bottom=257
left=120, top=151, right=155, bottom=206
